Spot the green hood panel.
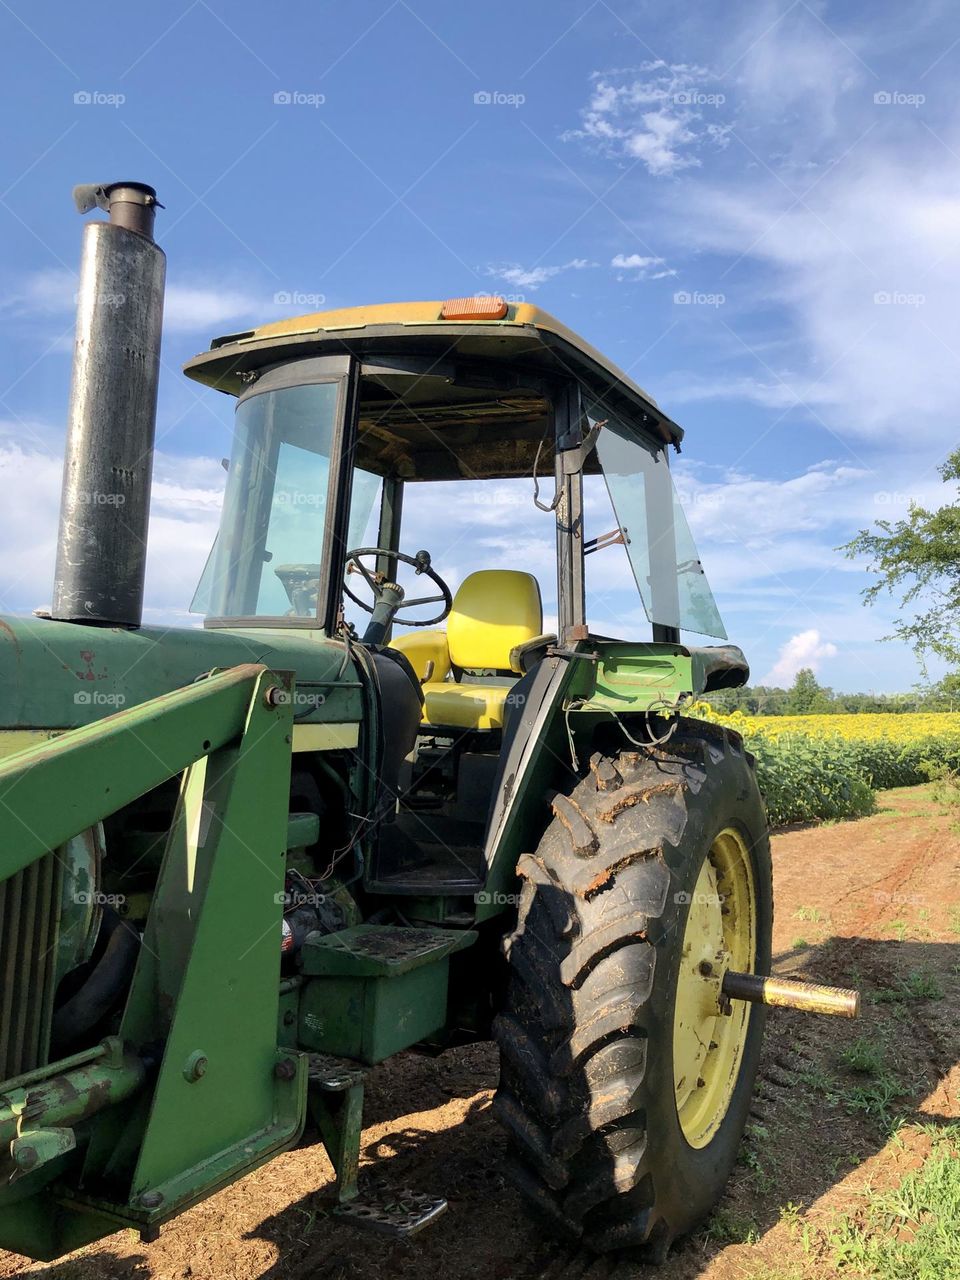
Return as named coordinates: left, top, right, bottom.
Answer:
left=0, top=617, right=361, bottom=729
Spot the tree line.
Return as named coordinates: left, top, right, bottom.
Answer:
left=706, top=667, right=960, bottom=716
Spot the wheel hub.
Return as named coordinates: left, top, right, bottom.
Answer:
left=672, top=828, right=756, bottom=1149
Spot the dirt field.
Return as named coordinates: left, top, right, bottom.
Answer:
left=4, top=784, right=958, bottom=1280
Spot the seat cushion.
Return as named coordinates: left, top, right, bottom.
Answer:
left=421, top=681, right=513, bottom=730
left=447, top=570, right=542, bottom=671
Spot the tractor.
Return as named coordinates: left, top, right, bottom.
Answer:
left=0, top=182, right=858, bottom=1262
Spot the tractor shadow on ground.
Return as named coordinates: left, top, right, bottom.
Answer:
left=18, top=938, right=959, bottom=1280
left=246, top=934, right=960, bottom=1279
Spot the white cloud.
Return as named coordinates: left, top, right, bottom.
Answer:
left=0, top=442, right=224, bottom=619
left=486, top=258, right=595, bottom=290
left=564, top=62, right=730, bottom=176
left=163, top=284, right=261, bottom=333
left=668, top=140, right=960, bottom=443
left=761, top=629, right=838, bottom=685
left=610, top=252, right=676, bottom=280
left=1, top=268, right=263, bottom=333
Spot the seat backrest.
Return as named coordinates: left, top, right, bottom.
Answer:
left=447, top=570, right=542, bottom=671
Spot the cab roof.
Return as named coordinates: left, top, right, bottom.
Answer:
left=182, top=298, right=684, bottom=449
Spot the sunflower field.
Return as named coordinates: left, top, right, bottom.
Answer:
left=687, top=708, right=960, bottom=826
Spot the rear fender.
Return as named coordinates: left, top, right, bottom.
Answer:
left=479, top=640, right=748, bottom=923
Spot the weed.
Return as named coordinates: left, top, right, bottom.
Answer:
left=705, top=1206, right=760, bottom=1244
left=827, top=1123, right=960, bottom=1278
left=839, top=1036, right=885, bottom=1075
left=792, top=905, right=823, bottom=923
left=874, top=968, right=944, bottom=1002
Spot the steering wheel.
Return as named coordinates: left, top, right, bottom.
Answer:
left=344, top=547, right=452, bottom=627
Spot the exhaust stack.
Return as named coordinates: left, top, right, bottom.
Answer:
left=50, top=182, right=165, bottom=627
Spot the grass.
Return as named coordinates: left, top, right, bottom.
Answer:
left=844, top=1073, right=903, bottom=1127
left=705, top=1206, right=761, bottom=1244
left=839, top=1035, right=886, bottom=1075
left=826, top=1124, right=960, bottom=1279
left=873, top=968, right=945, bottom=1003
left=918, top=759, right=960, bottom=807
left=792, top=906, right=823, bottom=923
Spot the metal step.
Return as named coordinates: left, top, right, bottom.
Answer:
left=306, top=1053, right=365, bottom=1092
left=301, top=923, right=477, bottom=978
left=334, top=1189, right=448, bottom=1237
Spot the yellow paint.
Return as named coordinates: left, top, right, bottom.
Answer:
left=0, top=729, right=63, bottom=758
left=291, top=723, right=359, bottom=752
left=420, top=681, right=513, bottom=731
left=389, top=630, right=451, bottom=683
left=446, top=570, right=542, bottom=671
left=672, top=827, right=756, bottom=1149
left=393, top=571, right=542, bottom=730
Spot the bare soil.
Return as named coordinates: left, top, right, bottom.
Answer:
left=3, top=785, right=958, bottom=1280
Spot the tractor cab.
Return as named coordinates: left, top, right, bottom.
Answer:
left=184, top=297, right=729, bottom=892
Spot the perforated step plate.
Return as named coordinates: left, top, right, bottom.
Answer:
left=306, top=1052, right=365, bottom=1092
left=301, top=923, right=477, bottom=978
left=334, top=1189, right=448, bottom=1237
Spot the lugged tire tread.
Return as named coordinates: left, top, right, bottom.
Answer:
left=493, top=721, right=771, bottom=1259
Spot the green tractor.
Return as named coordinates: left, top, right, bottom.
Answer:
left=0, top=183, right=857, bottom=1262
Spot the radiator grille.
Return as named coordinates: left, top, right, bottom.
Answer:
left=0, top=852, right=63, bottom=1081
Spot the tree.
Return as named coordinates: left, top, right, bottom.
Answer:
left=785, top=668, right=833, bottom=714
left=842, top=448, right=960, bottom=671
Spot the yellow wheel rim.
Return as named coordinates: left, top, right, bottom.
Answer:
left=672, top=827, right=756, bottom=1149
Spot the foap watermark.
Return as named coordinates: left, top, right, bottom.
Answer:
left=274, top=90, right=325, bottom=107
left=75, top=690, right=126, bottom=708
left=873, top=490, right=921, bottom=507
left=274, top=290, right=326, bottom=307
left=674, top=889, right=725, bottom=906
left=473, top=90, right=526, bottom=108
left=674, top=290, right=725, bottom=308
left=74, top=90, right=125, bottom=108
left=276, top=489, right=323, bottom=507
left=275, top=889, right=327, bottom=907
left=75, top=290, right=125, bottom=309
left=874, top=889, right=924, bottom=907
left=674, top=90, right=725, bottom=107
left=472, top=488, right=526, bottom=506
left=74, top=890, right=126, bottom=907
left=874, top=90, right=925, bottom=108
left=474, top=890, right=522, bottom=906
left=77, top=490, right=125, bottom=506
left=269, top=689, right=327, bottom=712
left=874, top=290, right=924, bottom=307
left=477, top=289, right=526, bottom=304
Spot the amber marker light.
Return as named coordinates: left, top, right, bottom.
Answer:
left=439, top=295, right=509, bottom=320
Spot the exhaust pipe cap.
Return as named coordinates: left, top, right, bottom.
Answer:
left=73, top=182, right=163, bottom=239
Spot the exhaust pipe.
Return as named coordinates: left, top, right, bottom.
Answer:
left=50, top=182, right=165, bottom=627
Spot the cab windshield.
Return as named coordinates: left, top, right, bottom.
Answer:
left=191, top=377, right=379, bottom=619
left=192, top=363, right=726, bottom=641
left=589, top=404, right=726, bottom=639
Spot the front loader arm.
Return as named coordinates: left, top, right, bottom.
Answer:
left=0, top=664, right=305, bottom=1261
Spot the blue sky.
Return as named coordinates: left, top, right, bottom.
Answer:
left=1, top=0, right=958, bottom=692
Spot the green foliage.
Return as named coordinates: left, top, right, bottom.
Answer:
left=745, top=732, right=876, bottom=826
left=826, top=1124, right=960, bottom=1279
left=842, top=446, right=960, bottom=671
left=785, top=668, right=834, bottom=714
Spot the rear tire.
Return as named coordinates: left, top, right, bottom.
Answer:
left=493, top=721, right=772, bottom=1256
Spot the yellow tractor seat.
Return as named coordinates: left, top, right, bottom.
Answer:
left=391, top=569, right=547, bottom=731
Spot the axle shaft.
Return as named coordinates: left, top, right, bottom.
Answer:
left=722, top=970, right=860, bottom=1018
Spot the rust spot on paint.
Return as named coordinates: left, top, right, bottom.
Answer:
left=76, top=649, right=109, bottom=683
left=0, top=619, right=21, bottom=656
